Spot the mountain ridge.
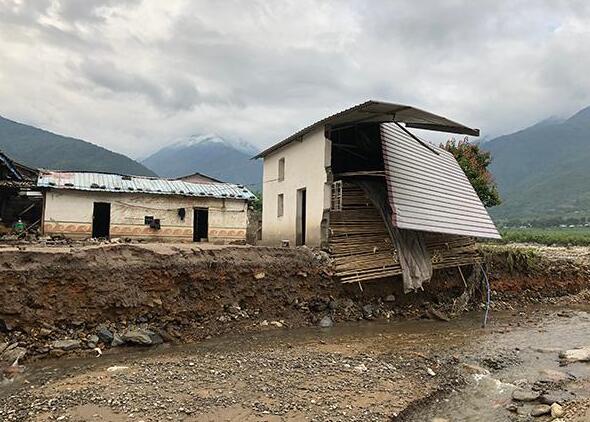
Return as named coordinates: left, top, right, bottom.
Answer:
left=484, top=106, right=590, bottom=223
left=142, top=134, right=262, bottom=188
left=0, top=115, right=155, bottom=177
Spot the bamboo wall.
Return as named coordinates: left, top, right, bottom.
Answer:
left=329, top=182, right=480, bottom=283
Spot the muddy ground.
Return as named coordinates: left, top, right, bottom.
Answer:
left=3, top=305, right=590, bottom=421
left=0, top=242, right=589, bottom=421
left=0, top=242, right=482, bottom=362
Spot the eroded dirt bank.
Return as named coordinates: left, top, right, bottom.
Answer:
left=0, top=243, right=590, bottom=421
left=0, top=243, right=475, bottom=362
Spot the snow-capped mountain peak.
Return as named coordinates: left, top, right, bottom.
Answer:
left=168, top=133, right=258, bottom=156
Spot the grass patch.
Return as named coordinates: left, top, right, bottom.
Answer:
left=498, top=227, right=590, bottom=246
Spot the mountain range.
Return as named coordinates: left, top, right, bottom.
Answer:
left=141, top=134, right=262, bottom=189
left=2, top=107, right=590, bottom=223
left=0, top=115, right=155, bottom=176
left=484, top=106, right=590, bottom=223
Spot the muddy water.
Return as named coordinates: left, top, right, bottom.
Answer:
left=408, top=305, right=590, bottom=421
left=5, top=306, right=590, bottom=421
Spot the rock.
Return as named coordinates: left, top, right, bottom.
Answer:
left=538, top=369, right=569, bottom=383
left=551, top=403, right=564, bottom=418
left=505, top=403, right=519, bottom=412
left=122, top=329, right=153, bottom=345
left=87, top=335, right=99, bottom=344
left=0, top=342, right=8, bottom=355
left=512, top=388, right=540, bottom=402
left=1, top=346, right=26, bottom=363
left=254, top=272, right=265, bottom=280
left=111, top=333, right=125, bottom=347
left=559, top=347, right=590, bottom=363
left=354, top=363, right=367, bottom=372
left=539, top=391, right=575, bottom=405
left=96, top=327, right=114, bottom=344
left=362, top=304, right=374, bottom=318
left=427, top=308, right=450, bottom=322
left=52, top=340, right=81, bottom=351
left=384, top=294, right=396, bottom=303
left=39, top=328, right=53, bottom=337
left=148, top=332, right=164, bottom=345
left=530, top=404, right=551, bottom=416
left=427, top=367, right=436, bottom=376
left=269, top=321, right=284, bottom=328
left=318, top=316, right=333, bottom=328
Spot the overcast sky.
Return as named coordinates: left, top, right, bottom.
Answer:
left=1, top=0, right=590, bottom=158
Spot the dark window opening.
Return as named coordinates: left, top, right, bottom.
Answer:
left=277, top=193, right=284, bottom=217
left=278, top=157, right=285, bottom=181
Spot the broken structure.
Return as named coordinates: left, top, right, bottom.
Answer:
left=0, top=151, right=42, bottom=234
left=255, top=101, right=500, bottom=291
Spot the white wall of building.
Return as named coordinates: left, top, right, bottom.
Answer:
left=261, top=127, right=331, bottom=246
left=42, top=190, right=248, bottom=242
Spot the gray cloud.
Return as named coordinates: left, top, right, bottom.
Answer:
left=1, top=0, right=590, bottom=157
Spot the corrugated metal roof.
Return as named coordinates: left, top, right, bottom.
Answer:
left=37, top=171, right=256, bottom=201
left=254, top=100, right=480, bottom=158
left=381, top=123, right=501, bottom=239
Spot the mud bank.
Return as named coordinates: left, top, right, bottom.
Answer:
left=481, top=244, right=590, bottom=303
left=0, top=243, right=471, bottom=361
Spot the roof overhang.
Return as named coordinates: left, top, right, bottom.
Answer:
left=253, top=100, right=479, bottom=159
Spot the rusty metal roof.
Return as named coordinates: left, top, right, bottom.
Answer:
left=37, top=171, right=256, bottom=200
left=381, top=123, right=500, bottom=239
left=254, top=100, right=479, bottom=158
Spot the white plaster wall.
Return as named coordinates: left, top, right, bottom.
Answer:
left=42, top=190, right=248, bottom=242
left=261, top=127, right=331, bottom=246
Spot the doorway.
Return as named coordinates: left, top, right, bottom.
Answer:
left=296, top=188, right=306, bottom=246
left=92, top=202, right=111, bottom=238
left=193, top=207, right=209, bottom=242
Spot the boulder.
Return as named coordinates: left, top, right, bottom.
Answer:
left=512, top=389, right=540, bottom=402
left=111, top=333, right=124, bottom=347
left=559, top=347, right=590, bottom=364
left=384, top=294, right=396, bottom=303
left=538, top=369, right=569, bottom=383
left=1, top=346, right=26, bottom=363
left=551, top=403, right=564, bottom=418
left=362, top=304, right=374, bottom=318
left=318, top=316, right=333, bottom=328
left=96, top=327, right=114, bottom=344
left=87, top=335, right=99, bottom=344
left=51, top=340, right=81, bottom=351
left=122, top=329, right=153, bottom=346
left=530, top=404, right=551, bottom=417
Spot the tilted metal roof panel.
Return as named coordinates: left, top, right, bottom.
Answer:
left=380, top=122, right=500, bottom=239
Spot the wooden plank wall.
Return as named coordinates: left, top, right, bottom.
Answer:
left=329, top=181, right=480, bottom=283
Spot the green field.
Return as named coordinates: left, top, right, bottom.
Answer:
left=498, top=227, right=590, bottom=246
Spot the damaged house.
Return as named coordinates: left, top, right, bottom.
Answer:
left=0, top=151, right=42, bottom=233
left=255, top=101, right=500, bottom=292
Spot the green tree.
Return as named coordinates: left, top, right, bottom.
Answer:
left=442, top=137, right=501, bottom=207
